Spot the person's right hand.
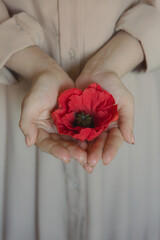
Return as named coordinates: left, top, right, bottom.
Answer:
left=19, top=64, right=87, bottom=165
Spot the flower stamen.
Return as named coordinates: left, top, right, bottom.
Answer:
left=74, top=112, right=94, bottom=128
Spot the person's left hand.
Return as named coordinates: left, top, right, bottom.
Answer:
left=75, top=66, right=134, bottom=173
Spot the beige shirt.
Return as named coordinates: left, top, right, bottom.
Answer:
left=0, top=0, right=160, bottom=83
left=0, top=1, right=160, bottom=240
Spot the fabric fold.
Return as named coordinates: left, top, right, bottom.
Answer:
left=0, top=12, right=44, bottom=85
left=116, top=3, right=160, bottom=72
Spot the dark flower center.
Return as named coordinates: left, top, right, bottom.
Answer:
left=74, top=112, right=94, bottom=128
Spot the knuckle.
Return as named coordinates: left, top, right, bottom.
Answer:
left=19, top=119, right=25, bottom=131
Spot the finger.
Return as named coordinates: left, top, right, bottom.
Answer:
left=50, top=134, right=87, bottom=165
left=19, top=97, right=38, bottom=147
left=82, top=132, right=108, bottom=173
left=87, top=132, right=108, bottom=168
left=62, top=140, right=87, bottom=165
left=19, top=118, right=38, bottom=147
left=75, top=139, right=88, bottom=150
left=102, top=128, right=124, bottom=165
left=36, top=129, right=71, bottom=162
left=82, top=140, right=95, bottom=173
left=118, top=96, right=135, bottom=144
left=83, top=164, right=94, bottom=174
left=51, top=134, right=87, bottom=165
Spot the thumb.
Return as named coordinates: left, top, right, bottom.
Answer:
left=19, top=97, right=38, bottom=147
left=118, top=103, right=135, bottom=144
left=19, top=116, right=38, bottom=147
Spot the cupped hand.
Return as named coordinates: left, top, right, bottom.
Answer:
left=75, top=69, right=135, bottom=172
left=19, top=64, right=87, bottom=165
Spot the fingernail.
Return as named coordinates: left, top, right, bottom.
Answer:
left=131, top=134, right=135, bottom=145
left=25, top=135, right=31, bottom=147
left=83, top=165, right=93, bottom=174
left=89, top=160, right=96, bottom=167
left=104, top=156, right=111, bottom=165
left=62, top=157, right=70, bottom=163
left=78, top=156, right=87, bottom=165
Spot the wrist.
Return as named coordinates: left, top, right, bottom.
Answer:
left=82, top=31, right=144, bottom=79
left=6, top=46, right=66, bottom=83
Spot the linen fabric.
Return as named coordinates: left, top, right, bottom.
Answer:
left=0, top=0, right=160, bottom=240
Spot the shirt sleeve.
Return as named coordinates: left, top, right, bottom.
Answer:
left=0, top=1, right=44, bottom=85
left=115, top=1, right=160, bottom=72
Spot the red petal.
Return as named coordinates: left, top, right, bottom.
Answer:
left=94, top=105, right=119, bottom=128
left=88, top=83, right=115, bottom=105
left=58, top=88, right=82, bottom=111
left=73, top=127, right=104, bottom=141
left=72, top=128, right=99, bottom=141
left=61, top=112, right=76, bottom=130
left=52, top=109, right=65, bottom=125
left=68, top=94, right=88, bottom=113
left=86, top=84, right=116, bottom=111
left=68, top=84, right=116, bottom=116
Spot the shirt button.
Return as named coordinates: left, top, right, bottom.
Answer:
left=68, top=48, right=76, bottom=60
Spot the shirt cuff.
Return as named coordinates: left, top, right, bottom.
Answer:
left=0, top=12, right=44, bottom=85
left=115, top=3, right=160, bottom=72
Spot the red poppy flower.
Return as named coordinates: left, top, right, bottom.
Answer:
left=52, top=83, right=119, bottom=141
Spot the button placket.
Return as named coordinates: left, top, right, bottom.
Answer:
left=63, top=160, right=83, bottom=240
left=68, top=48, right=76, bottom=60
left=58, top=0, right=86, bottom=239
